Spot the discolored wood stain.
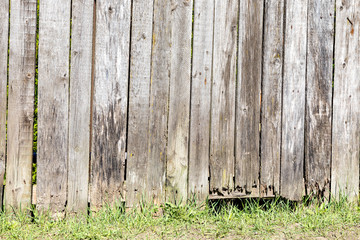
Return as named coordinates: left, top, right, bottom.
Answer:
left=90, top=0, right=131, bottom=210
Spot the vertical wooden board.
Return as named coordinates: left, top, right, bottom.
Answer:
left=68, top=0, right=94, bottom=213
left=305, top=0, right=334, bottom=198
left=210, top=0, right=238, bottom=196
left=260, top=0, right=284, bottom=197
left=280, top=0, right=307, bottom=201
left=5, top=0, right=36, bottom=209
left=146, top=0, right=171, bottom=205
left=166, top=0, right=193, bottom=204
left=235, top=0, right=263, bottom=197
left=0, top=0, right=9, bottom=208
left=126, top=0, right=154, bottom=207
left=331, top=0, right=360, bottom=202
left=188, top=0, right=214, bottom=202
left=37, top=0, right=71, bottom=213
left=90, top=0, right=131, bottom=209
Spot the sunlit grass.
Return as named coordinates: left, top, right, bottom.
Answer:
left=0, top=196, right=358, bottom=239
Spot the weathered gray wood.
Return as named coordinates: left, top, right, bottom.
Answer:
left=210, top=0, right=238, bottom=196
left=126, top=0, right=154, bottom=207
left=260, top=0, right=284, bottom=197
left=90, top=0, right=131, bottom=209
left=146, top=0, right=171, bottom=205
left=5, top=0, right=36, bottom=210
left=37, top=0, right=71, bottom=214
left=188, top=0, right=214, bottom=202
left=68, top=0, right=94, bottom=213
left=235, top=0, right=263, bottom=197
left=331, top=0, right=360, bottom=202
left=166, top=0, right=193, bottom=204
left=0, top=0, right=9, bottom=208
left=280, top=0, right=308, bottom=201
left=305, top=0, right=334, bottom=199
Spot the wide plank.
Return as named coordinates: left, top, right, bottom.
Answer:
left=331, top=0, right=360, bottom=202
left=260, top=0, right=284, bottom=197
left=280, top=0, right=307, bottom=201
left=126, top=0, right=154, bottom=207
left=210, top=0, right=238, bottom=196
left=37, top=0, right=71, bottom=214
left=0, top=0, right=9, bottom=208
left=90, top=0, right=131, bottom=209
left=188, top=0, right=214, bottom=202
left=67, top=0, right=94, bottom=213
left=146, top=0, right=171, bottom=205
left=235, top=0, right=263, bottom=197
left=305, top=0, right=334, bottom=199
left=166, top=0, right=193, bottom=204
left=5, top=0, right=37, bottom=209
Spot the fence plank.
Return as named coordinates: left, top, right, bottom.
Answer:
left=126, top=0, right=154, bottom=207
left=331, top=0, right=360, bottom=202
left=0, top=0, right=9, bottom=208
left=37, top=0, right=71, bottom=213
left=305, top=0, right=334, bottom=199
left=280, top=0, right=307, bottom=201
left=5, top=0, right=36, bottom=209
left=166, top=0, right=193, bottom=204
left=90, top=0, right=131, bottom=209
left=235, top=0, right=263, bottom=197
left=210, top=0, right=238, bottom=196
left=67, top=0, right=94, bottom=213
left=188, top=0, right=214, bottom=202
left=145, top=0, right=171, bottom=205
left=260, top=0, right=284, bottom=197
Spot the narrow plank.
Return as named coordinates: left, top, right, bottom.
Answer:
left=305, top=0, right=334, bottom=199
left=280, top=0, right=308, bottom=201
left=146, top=0, right=171, bottom=205
left=210, top=0, right=238, bottom=196
left=67, top=0, right=94, bottom=213
left=0, top=0, right=9, bottom=208
left=331, top=0, right=360, bottom=202
left=166, top=0, right=193, bottom=204
left=126, top=0, right=154, bottom=207
left=260, top=0, right=284, bottom=197
left=5, top=0, right=37, bottom=209
left=90, top=0, right=131, bottom=209
left=37, top=0, right=71, bottom=213
left=188, top=0, right=214, bottom=202
left=235, top=0, right=264, bottom=197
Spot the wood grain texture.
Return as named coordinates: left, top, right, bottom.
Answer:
left=0, top=0, right=9, bottom=208
left=68, top=0, right=94, bottom=213
left=146, top=0, right=171, bottom=205
left=37, top=0, right=71, bottom=213
left=210, top=0, right=238, bottom=196
left=126, top=0, right=154, bottom=207
left=166, top=0, right=193, bottom=204
left=90, top=0, right=131, bottom=209
left=5, top=0, right=36, bottom=209
left=305, top=0, right=334, bottom=199
left=331, top=0, right=360, bottom=202
left=260, top=0, right=284, bottom=197
left=188, top=0, right=214, bottom=202
left=280, top=0, right=308, bottom=201
left=235, top=0, right=263, bottom=197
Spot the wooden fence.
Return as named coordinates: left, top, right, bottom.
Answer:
left=0, top=0, right=359, bottom=213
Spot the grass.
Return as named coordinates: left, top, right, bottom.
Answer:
left=0, top=197, right=359, bottom=239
